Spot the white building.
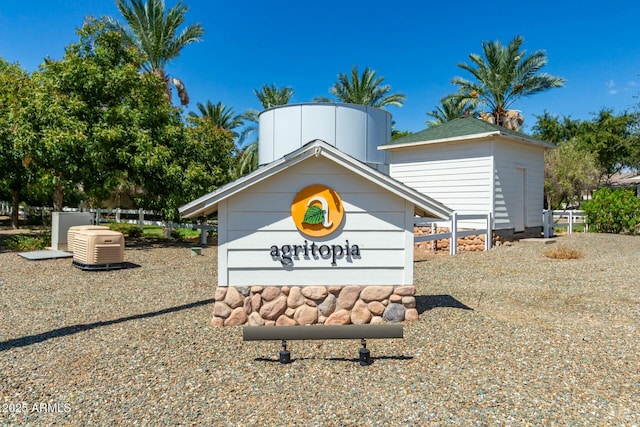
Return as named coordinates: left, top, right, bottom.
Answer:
left=380, top=117, right=556, bottom=237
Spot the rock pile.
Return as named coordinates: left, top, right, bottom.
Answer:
left=414, top=226, right=504, bottom=254
left=211, top=285, right=418, bottom=326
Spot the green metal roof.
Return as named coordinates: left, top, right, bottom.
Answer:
left=386, top=117, right=549, bottom=146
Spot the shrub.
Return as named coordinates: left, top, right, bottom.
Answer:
left=5, top=233, right=50, bottom=252
left=583, top=187, right=640, bottom=234
left=543, top=245, right=583, bottom=260
left=107, top=222, right=142, bottom=238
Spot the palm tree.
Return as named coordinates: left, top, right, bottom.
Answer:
left=426, top=98, right=477, bottom=127
left=317, top=66, right=406, bottom=108
left=446, top=35, right=565, bottom=129
left=106, top=0, right=204, bottom=106
left=235, top=84, right=295, bottom=177
left=254, top=83, right=295, bottom=109
left=189, top=101, right=243, bottom=138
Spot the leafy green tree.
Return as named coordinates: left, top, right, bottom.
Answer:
left=543, top=138, right=600, bottom=209
left=106, top=0, right=204, bottom=106
left=27, top=18, right=179, bottom=211
left=532, top=111, right=583, bottom=143
left=0, top=58, right=34, bottom=228
left=316, top=66, right=406, bottom=107
left=583, top=187, right=640, bottom=234
left=426, top=98, right=477, bottom=127
left=140, top=117, right=235, bottom=219
left=580, top=108, right=639, bottom=180
left=189, top=101, right=243, bottom=138
left=446, top=35, right=565, bottom=128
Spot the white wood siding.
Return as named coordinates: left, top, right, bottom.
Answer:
left=492, top=139, right=545, bottom=229
left=220, top=157, right=414, bottom=286
left=388, top=142, right=493, bottom=228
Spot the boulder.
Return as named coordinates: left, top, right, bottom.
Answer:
left=404, top=308, right=419, bottom=322
left=259, top=295, right=287, bottom=320
left=224, top=287, right=244, bottom=309
left=294, top=305, right=318, bottom=325
left=325, top=309, right=351, bottom=325
left=367, top=301, right=386, bottom=316
left=318, top=294, right=337, bottom=316
left=287, top=287, right=305, bottom=308
left=350, top=300, right=372, bottom=325
left=360, top=286, right=393, bottom=303
left=389, top=294, right=402, bottom=303
left=224, top=307, right=248, bottom=326
left=301, top=286, right=328, bottom=300
left=276, top=315, right=296, bottom=326
left=337, top=286, right=361, bottom=310
left=212, top=301, right=232, bottom=319
left=393, top=286, right=416, bottom=296
left=383, top=303, right=405, bottom=322
left=214, top=287, right=227, bottom=301
left=247, top=312, right=265, bottom=326
left=402, top=296, right=416, bottom=308
left=250, top=294, right=262, bottom=311
left=370, top=316, right=384, bottom=325
left=261, top=287, right=281, bottom=302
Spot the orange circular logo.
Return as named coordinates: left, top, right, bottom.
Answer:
left=291, top=185, right=344, bottom=237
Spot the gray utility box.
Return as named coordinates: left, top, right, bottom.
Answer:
left=51, top=212, right=94, bottom=251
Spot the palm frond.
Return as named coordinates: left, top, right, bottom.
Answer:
left=327, top=66, right=405, bottom=108
left=451, top=35, right=565, bottom=129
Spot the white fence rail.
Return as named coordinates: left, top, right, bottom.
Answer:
left=414, top=212, right=492, bottom=255
left=542, top=210, right=587, bottom=238
left=0, top=203, right=216, bottom=245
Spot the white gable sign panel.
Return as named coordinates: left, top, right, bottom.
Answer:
left=217, top=157, right=415, bottom=287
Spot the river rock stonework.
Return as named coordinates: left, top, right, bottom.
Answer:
left=211, top=285, right=417, bottom=326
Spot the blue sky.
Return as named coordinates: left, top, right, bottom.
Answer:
left=1, top=1, right=639, bottom=134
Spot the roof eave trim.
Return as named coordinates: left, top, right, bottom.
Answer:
left=379, top=131, right=499, bottom=150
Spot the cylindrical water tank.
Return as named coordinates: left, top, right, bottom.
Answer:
left=258, top=103, right=391, bottom=168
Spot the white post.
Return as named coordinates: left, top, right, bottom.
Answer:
left=450, top=212, right=458, bottom=256
left=115, top=208, right=121, bottom=223
left=166, top=221, right=173, bottom=239
left=542, top=210, right=551, bottom=238
left=485, top=212, right=492, bottom=251
left=138, top=208, right=144, bottom=230
left=431, top=222, right=435, bottom=252
left=568, top=211, right=574, bottom=234
left=200, top=219, right=207, bottom=245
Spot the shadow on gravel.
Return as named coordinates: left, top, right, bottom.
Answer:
left=254, top=355, right=413, bottom=365
left=416, top=294, right=473, bottom=314
left=0, top=298, right=215, bottom=352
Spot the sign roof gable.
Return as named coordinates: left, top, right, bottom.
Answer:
left=179, top=140, right=453, bottom=219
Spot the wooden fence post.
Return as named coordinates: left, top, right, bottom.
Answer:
left=138, top=208, right=144, bottom=230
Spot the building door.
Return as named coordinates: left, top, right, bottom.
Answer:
left=514, top=168, right=526, bottom=232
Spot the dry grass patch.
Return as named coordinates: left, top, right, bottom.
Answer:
left=543, top=245, right=583, bottom=259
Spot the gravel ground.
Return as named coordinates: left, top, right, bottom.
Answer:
left=0, top=233, right=639, bottom=426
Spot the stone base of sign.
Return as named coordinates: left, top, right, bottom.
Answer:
left=210, top=285, right=418, bottom=327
